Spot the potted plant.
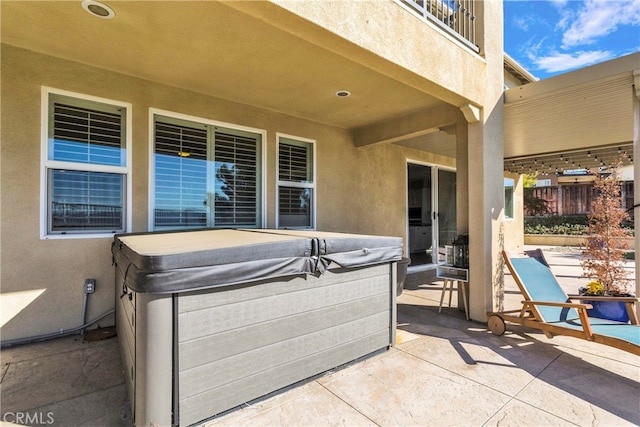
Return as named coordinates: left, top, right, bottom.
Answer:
left=578, top=280, right=633, bottom=322
left=579, top=161, right=634, bottom=322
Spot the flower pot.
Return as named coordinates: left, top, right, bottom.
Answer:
left=582, top=300, right=630, bottom=323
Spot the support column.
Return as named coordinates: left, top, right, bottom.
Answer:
left=456, top=115, right=469, bottom=235
left=461, top=0, right=505, bottom=322
left=633, top=69, right=640, bottom=309
left=455, top=113, right=470, bottom=314
left=466, top=105, right=504, bottom=321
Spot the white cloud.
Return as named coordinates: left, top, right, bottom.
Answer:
left=555, top=7, right=573, bottom=31
left=523, top=35, right=547, bottom=57
left=532, top=50, right=615, bottom=73
left=513, top=16, right=530, bottom=31
left=561, top=0, right=640, bottom=48
left=505, top=0, right=640, bottom=78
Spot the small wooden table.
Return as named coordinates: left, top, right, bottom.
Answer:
left=436, top=265, right=469, bottom=320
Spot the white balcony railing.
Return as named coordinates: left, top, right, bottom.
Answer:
left=401, top=0, right=478, bottom=52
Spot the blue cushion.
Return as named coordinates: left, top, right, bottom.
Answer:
left=556, top=318, right=640, bottom=345
left=510, top=257, right=578, bottom=322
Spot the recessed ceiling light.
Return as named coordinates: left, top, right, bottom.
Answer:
left=335, top=90, right=351, bottom=98
left=82, top=0, right=115, bottom=19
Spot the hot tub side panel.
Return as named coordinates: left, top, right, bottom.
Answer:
left=176, top=263, right=395, bottom=426
left=115, top=267, right=136, bottom=420
left=135, top=292, right=173, bottom=427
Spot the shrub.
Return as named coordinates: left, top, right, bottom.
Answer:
left=524, top=215, right=589, bottom=235
left=524, top=215, right=634, bottom=236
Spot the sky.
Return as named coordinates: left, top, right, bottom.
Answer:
left=504, top=0, right=640, bottom=80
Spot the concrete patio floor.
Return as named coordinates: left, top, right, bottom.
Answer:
left=2, top=247, right=638, bottom=426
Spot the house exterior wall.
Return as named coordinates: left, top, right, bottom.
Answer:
left=1, top=45, right=454, bottom=340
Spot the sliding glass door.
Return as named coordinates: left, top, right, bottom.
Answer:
left=407, top=163, right=456, bottom=266
left=437, top=168, right=457, bottom=263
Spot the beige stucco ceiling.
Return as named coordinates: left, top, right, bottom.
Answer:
left=1, top=0, right=447, bottom=130
left=394, top=125, right=457, bottom=158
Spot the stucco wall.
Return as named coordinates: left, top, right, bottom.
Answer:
left=1, top=45, right=453, bottom=340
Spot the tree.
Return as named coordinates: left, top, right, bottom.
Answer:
left=523, top=188, right=550, bottom=216
left=580, top=162, right=632, bottom=295
left=523, top=174, right=537, bottom=188
left=522, top=174, right=550, bottom=216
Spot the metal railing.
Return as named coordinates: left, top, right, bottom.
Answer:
left=400, top=0, right=477, bottom=51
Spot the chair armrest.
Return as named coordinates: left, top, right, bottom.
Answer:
left=523, top=300, right=595, bottom=340
left=522, top=300, right=592, bottom=309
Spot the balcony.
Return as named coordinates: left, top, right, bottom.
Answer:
left=400, top=0, right=478, bottom=51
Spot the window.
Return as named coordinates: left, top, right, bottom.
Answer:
left=42, top=89, right=130, bottom=237
left=504, top=178, right=515, bottom=220
left=152, top=113, right=263, bottom=230
left=277, top=135, right=315, bottom=229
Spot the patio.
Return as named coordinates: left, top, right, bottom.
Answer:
left=1, top=247, right=638, bottom=426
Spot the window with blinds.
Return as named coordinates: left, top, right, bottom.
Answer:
left=277, top=137, right=315, bottom=229
left=49, top=170, right=124, bottom=232
left=154, top=121, right=208, bottom=228
left=152, top=115, right=262, bottom=230
left=50, top=102, right=125, bottom=166
left=279, top=143, right=311, bottom=182
left=44, top=93, right=128, bottom=235
left=214, top=131, right=259, bottom=226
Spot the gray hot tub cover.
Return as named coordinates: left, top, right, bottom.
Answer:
left=112, top=229, right=402, bottom=294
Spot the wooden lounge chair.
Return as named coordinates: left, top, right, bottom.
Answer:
left=523, top=248, right=550, bottom=267
left=488, top=250, right=640, bottom=356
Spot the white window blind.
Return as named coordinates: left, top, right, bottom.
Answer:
left=45, top=93, right=128, bottom=235
left=277, top=137, right=314, bottom=229
left=50, top=102, right=125, bottom=166
left=214, top=131, right=259, bottom=225
left=49, top=170, right=124, bottom=232
left=152, top=115, right=262, bottom=230
left=154, top=121, right=208, bottom=228
left=279, top=143, right=310, bottom=182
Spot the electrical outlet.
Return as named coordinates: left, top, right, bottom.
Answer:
left=84, top=279, right=96, bottom=294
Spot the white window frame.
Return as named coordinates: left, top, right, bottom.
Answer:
left=148, top=108, right=267, bottom=231
left=504, top=177, right=515, bottom=220
left=276, top=133, right=316, bottom=229
left=40, top=87, right=132, bottom=239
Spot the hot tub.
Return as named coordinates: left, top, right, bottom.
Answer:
left=112, top=229, right=402, bottom=426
